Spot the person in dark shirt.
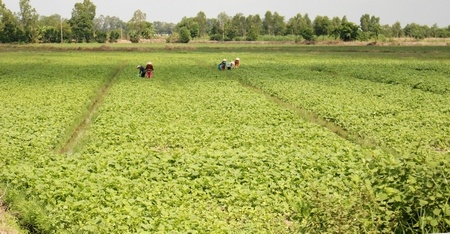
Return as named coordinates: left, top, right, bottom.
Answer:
left=137, top=65, right=146, bottom=77
left=218, top=59, right=226, bottom=71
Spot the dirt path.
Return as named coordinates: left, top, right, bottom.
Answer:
left=0, top=197, right=18, bottom=234
left=58, top=62, right=127, bottom=155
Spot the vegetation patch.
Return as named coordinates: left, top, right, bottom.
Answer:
left=0, top=45, right=449, bottom=233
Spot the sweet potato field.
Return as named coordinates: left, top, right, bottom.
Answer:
left=0, top=45, right=449, bottom=233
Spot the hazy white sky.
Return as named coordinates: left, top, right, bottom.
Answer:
left=3, top=0, right=449, bottom=27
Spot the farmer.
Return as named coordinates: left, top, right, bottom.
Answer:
left=234, top=57, right=240, bottom=68
left=136, top=65, right=145, bottom=77
left=145, top=61, right=154, bottom=78
left=227, top=61, right=234, bottom=70
left=218, top=59, right=227, bottom=71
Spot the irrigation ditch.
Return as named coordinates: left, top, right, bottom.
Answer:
left=57, top=62, right=128, bottom=155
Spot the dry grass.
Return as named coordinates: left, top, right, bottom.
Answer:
left=0, top=203, right=18, bottom=234
left=0, top=191, right=20, bottom=234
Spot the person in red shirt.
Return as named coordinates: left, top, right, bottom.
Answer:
left=145, top=61, right=154, bottom=78
left=234, top=57, right=240, bottom=68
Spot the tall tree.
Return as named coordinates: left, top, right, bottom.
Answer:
left=153, top=21, right=174, bottom=35
left=128, top=10, right=146, bottom=32
left=404, top=23, right=426, bottom=39
left=340, top=20, right=360, bottom=41
left=360, top=14, right=370, bottom=32
left=360, top=14, right=381, bottom=39
left=69, top=0, right=96, bottom=42
left=329, top=16, right=341, bottom=39
left=93, top=14, right=106, bottom=32
left=263, top=11, right=273, bottom=35
left=176, top=17, right=199, bottom=39
left=38, top=14, right=66, bottom=43
left=369, top=15, right=381, bottom=38
left=430, top=23, right=440, bottom=38
left=272, top=12, right=286, bottom=36
left=245, top=14, right=262, bottom=41
left=19, top=0, right=39, bottom=42
left=286, top=13, right=302, bottom=36
left=127, top=10, right=154, bottom=41
left=0, top=0, right=23, bottom=42
left=217, top=12, right=229, bottom=40
left=391, top=21, right=403, bottom=38
left=313, top=15, right=331, bottom=40
left=231, top=13, right=246, bottom=38
left=194, top=11, right=207, bottom=38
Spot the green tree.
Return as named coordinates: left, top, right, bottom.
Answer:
left=69, top=0, right=96, bottom=42
left=176, top=17, right=199, bottom=39
left=381, top=24, right=393, bottom=38
left=391, top=21, right=404, bottom=38
left=19, top=0, right=39, bottom=42
left=179, top=26, right=191, bottom=43
left=93, top=14, right=106, bottom=32
left=360, top=14, right=381, bottom=39
left=0, top=0, right=23, bottom=42
left=141, top=21, right=154, bottom=39
left=263, top=11, right=273, bottom=35
left=245, top=14, right=262, bottom=39
left=128, top=10, right=146, bottom=32
left=38, top=14, right=68, bottom=43
left=40, top=26, right=58, bottom=43
left=231, top=13, right=246, bottom=38
left=272, top=12, right=286, bottom=36
left=208, top=18, right=222, bottom=41
left=329, top=16, right=341, bottom=39
left=194, top=11, right=207, bottom=37
left=109, top=30, right=119, bottom=42
left=217, top=12, right=229, bottom=40
left=340, top=21, right=360, bottom=41
left=246, top=27, right=259, bottom=41
left=153, top=21, right=174, bottom=35
left=369, top=15, right=382, bottom=39
left=313, top=15, right=330, bottom=40
left=128, top=30, right=139, bottom=43
left=300, top=27, right=315, bottom=42
left=430, top=23, right=441, bottom=38
left=360, top=14, right=370, bottom=32
left=286, top=13, right=302, bottom=35
left=95, top=30, right=107, bottom=43
left=103, top=16, right=126, bottom=32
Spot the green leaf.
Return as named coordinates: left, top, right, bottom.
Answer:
left=419, top=200, right=428, bottom=206
left=433, top=208, right=441, bottom=216
left=430, top=219, right=438, bottom=227
left=377, top=193, right=388, bottom=201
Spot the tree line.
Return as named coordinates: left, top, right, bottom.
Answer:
left=1, top=0, right=449, bottom=44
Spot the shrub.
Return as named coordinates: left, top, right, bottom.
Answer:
left=179, top=27, right=191, bottom=43
left=95, top=31, right=107, bottom=43
left=109, top=31, right=120, bottom=43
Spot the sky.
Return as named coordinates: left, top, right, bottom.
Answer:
left=3, top=0, right=450, bottom=27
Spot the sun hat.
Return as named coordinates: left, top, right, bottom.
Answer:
left=236, top=58, right=240, bottom=60
left=147, top=61, right=152, bottom=64
left=137, top=65, right=140, bottom=68
left=222, top=59, right=226, bottom=62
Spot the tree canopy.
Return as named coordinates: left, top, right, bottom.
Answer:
left=0, top=0, right=449, bottom=44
